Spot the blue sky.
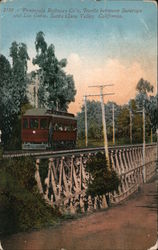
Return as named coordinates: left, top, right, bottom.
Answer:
left=0, top=0, right=157, bottom=112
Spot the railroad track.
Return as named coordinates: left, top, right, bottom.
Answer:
left=2, top=143, right=157, bottom=159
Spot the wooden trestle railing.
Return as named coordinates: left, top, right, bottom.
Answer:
left=35, top=144, right=157, bottom=213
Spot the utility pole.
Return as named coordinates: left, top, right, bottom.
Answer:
left=88, top=84, right=114, bottom=167
left=129, top=108, right=133, bottom=144
left=84, top=95, right=88, bottom=147
left=100, top=86, right=109, bottom=164
left=135, top=103, right=146, bottom=182
left=35, top=73, right=38, bottom=108
left=142, top=104, right=146, bottom=183
left=112, top=103, right=115, bottom=146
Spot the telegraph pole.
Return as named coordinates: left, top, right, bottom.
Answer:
left=84, top=95, right=88, bottom=147
left=142, top=103, right=146, bottom=183
left=112, top=103, right=115, bottom=146
left=35, top=73, right=39, bottom=108
left=88, top=84, right=114, bottom=167
left=100, top=86, right=109, bottom=164
left=129, top=108, right=133, bottom=144
left=136, top=104, right=146, bottom=183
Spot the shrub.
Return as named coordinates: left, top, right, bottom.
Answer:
left=85, top=152, right=120, bottom=198
left=0, top=157, right=60, bottom=235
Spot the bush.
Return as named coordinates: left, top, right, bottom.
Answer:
left=85, top=152, right=120, bottom=198
left=0, top=157, right=60, bottom=235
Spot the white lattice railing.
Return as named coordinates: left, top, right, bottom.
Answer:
left=35, top=144, right=157, bottom=213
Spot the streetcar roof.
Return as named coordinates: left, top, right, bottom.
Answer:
left=23, top=109, right=77, bottom=120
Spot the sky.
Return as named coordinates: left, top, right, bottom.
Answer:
left=0, top=0, right=157, bottom=114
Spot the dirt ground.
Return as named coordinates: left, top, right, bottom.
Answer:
left=2, top=177, right=158, bottom=250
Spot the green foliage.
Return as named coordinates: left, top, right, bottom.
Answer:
left=35, top=31, right=47, bottom=53
left=135, top=78, right=156, bottom=134
left=77, top=100, right=121, bottom=140
left=85, top=152, right=120, bottom=197
left=132, top=112, right=143, bottom=143
left=32, top=31, right=76, bottom=111
left=117, top=99, right=153, bottom=143
left=136, top=78, right=154, bottom=94
left=117, top=105, right=130, bottom=141
left=0, top=157, right=60, bottom=234
left=146, top=94, right=158, bottom=132
left=10, top=41, right=30, bottom=107
left=135, top=78, right=154, bottom=110
left=0, top=54, right=12, bottom=89
left=0, top=54, right=13, bottom=145
left=0, top=41, right=30, bottom=149
left=77, top=96, right=155, bottom=145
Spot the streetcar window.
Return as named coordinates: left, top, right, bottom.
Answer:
left=23, top=118, right=28, bottom=129
left=67, top=125, right=71, bottom=131
left=59, top=124, right=64, bottom=131
left=40, top=118, right=48, bottom=129
left=30, top=118, right=39, bottom=129
left=64, top=126, right=68, bottom=131
left=54, top=123, right=59, bottom=131
left=71, top=125, right=77, bottom=131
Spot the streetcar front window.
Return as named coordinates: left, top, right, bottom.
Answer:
left=40, top=118, right=48, bottom=129
left=23, top=118, right=28, bottom=129
left=59, top=124, right=64, bottom=131
left=67, top=125, right=71, bottom=131
left=54, top=123, right=59, bottom=131
left=30, top=118, right=39, bottom=129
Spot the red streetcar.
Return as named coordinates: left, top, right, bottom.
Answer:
left=21, top=109, right=77, bottom=150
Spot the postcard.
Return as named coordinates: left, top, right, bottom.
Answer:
left=0, top=0, right=157, bottom=249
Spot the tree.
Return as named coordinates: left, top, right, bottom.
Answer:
left=10, top=42, right=30, bottom=148
left=136, top=78, right=154, bottom=94
left=105, top=101, right=121, bottom=141
left=135, top=78, right=156, bottom=138
left=128, top=99, right=143, bottom=143
left=0, top=54, right=18, bottom=146
left=116, top=105, right=130, bottom=143
left=10, top=41, right=30, bottom=107
left=135, top=78, right=154, bottom=108
left=77, top=100, right=121, bottom=141
left=32, top=31, right=76, bottom=111
left=0, top=41, right=30, bottom=149
left=146, top=94, right=158, bottom=132
left=116, top=98, right=152, bottom=144
left=77, top=100, right=102, bottom=140
left=85, top=152, right=120, bottom=204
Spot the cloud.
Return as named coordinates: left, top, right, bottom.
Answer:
left=68, top=58, right=156, bottom=114
left=82, top=59, right=145, bottom=103
left=66, top=53, right=83, bottom=79
left=24, top=50, right=156, bottom=114
left=67, top=53, right=82, bottom=67
left=66, top=52, right=86, bottom=94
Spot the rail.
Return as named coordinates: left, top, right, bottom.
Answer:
left=3, top=143, right=157, bottom=158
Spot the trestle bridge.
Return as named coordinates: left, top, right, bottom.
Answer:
left=3, top=143, right=157, bottom=213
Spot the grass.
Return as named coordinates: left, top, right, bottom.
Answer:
left=76, top=137, right=155, bottom=149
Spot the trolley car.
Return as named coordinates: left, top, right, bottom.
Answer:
left=21, top=109, right=77, bottom=150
